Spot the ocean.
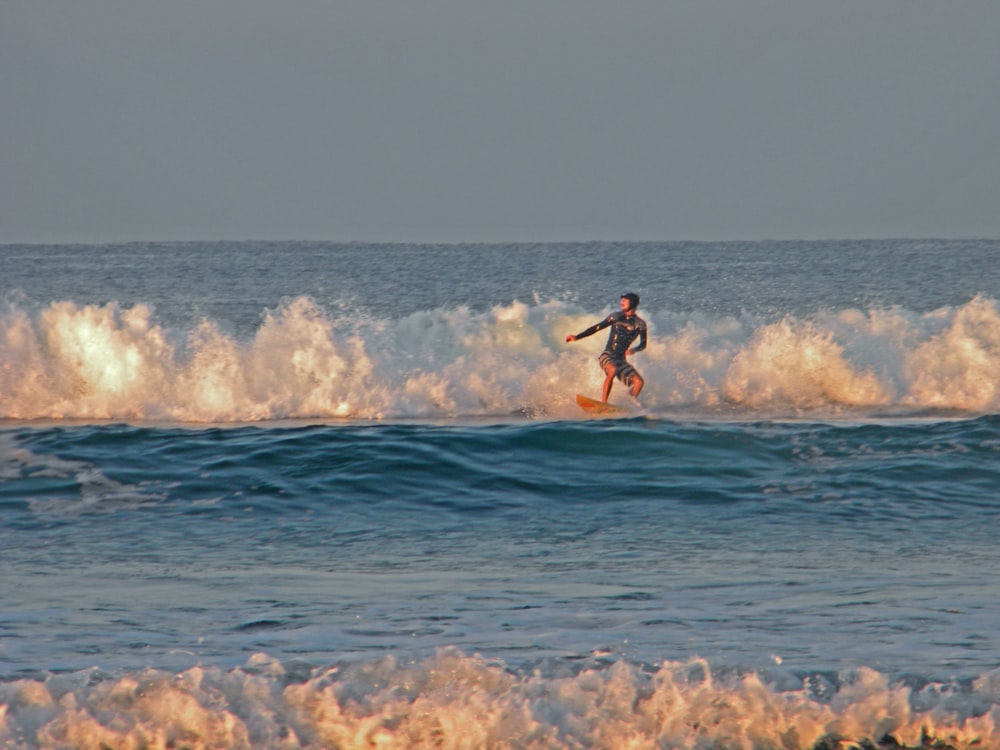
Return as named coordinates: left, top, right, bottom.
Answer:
left=1, top=239, right=999, bottom=749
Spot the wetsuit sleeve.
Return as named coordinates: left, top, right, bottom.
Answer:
left=632, top=324, right=647, bottom=353
left=573, top=315, right=614, bottom=340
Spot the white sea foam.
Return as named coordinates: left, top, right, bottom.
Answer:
left=0, top=434, right=164, bottom=515
left=3, top=296, right=1000, bottom=422
left=1, top=652, right=998, bottom=749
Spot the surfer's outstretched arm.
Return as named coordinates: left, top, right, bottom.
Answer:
left=566, top=317, right=612, bottom=343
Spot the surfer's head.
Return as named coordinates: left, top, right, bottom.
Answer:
left=621, top=293, right=640, bottom=310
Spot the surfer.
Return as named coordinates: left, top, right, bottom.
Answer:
left=566, top=293, right=647, bottom=402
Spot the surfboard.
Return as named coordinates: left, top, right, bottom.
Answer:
left=575, top=393, right=629, bottom=415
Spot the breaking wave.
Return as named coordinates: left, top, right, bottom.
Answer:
left=3, top=296, right=1000, bottom=422
left=3, top=652, right=999, bottom=750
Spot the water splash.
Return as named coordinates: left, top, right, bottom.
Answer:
left=3, top=296, right=1000, bottom=422
left=2, top=652, right=998, bottom=749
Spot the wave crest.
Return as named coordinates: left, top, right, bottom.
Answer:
left=3, top=652, right=998, bottom=749
left=4, top=297, right=1000, bottom=422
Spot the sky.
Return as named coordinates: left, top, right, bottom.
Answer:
left=2, top=1, right=999, bottom=244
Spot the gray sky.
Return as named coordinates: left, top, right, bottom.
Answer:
left=2, top=1, right=998, bottom=244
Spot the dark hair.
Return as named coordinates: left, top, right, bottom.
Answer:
left=621, top=292, right=640, bottom=308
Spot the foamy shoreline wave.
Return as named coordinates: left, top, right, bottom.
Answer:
left=3, top=651, right=998, bottom=750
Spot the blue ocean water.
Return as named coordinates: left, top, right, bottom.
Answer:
left=2, top=240, right=1000, bottom=749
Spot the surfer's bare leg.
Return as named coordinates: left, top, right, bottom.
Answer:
left=629, top=372, right=644, bottom=398
left=601, top=362, right=617, bottom=402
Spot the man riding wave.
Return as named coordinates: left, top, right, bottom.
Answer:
left=566, top=293, right=647, bottom=402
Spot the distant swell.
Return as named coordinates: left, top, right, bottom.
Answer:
left=3, top=295, right=1000, bottom=422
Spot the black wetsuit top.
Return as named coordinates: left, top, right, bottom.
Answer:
left=574, top=312, right=647, bottom=360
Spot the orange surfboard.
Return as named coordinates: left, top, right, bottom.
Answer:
left=575, top=393, right=629, bottom=415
